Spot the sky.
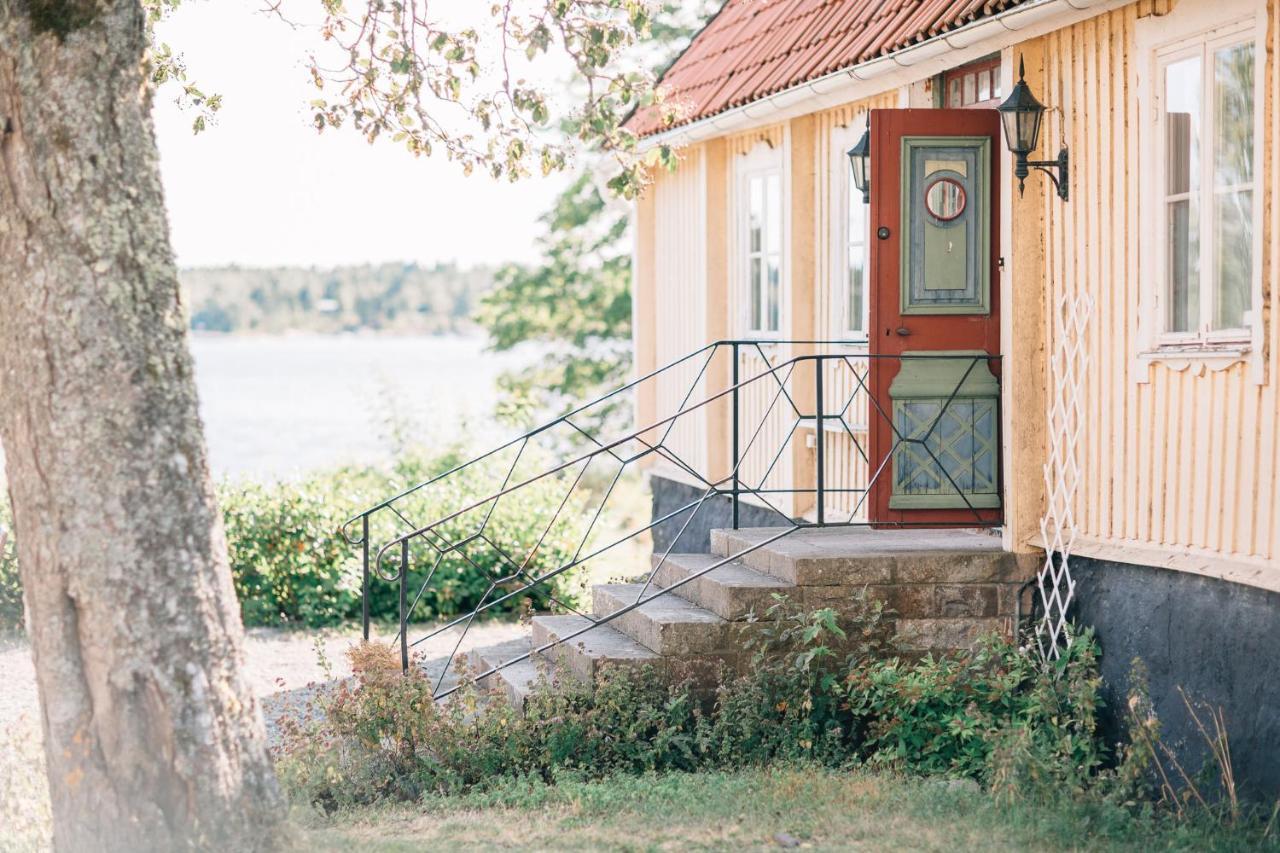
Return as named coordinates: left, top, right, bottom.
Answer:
left=151, top=1, right=568, bottom=270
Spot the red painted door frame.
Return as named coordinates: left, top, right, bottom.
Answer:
left=867, top=108, right=1003, bottom=527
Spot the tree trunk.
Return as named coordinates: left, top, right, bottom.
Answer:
left=0, top=2, right=285, bottom=850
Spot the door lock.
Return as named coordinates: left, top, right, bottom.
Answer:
left=877, top=226, right=891, bottom=240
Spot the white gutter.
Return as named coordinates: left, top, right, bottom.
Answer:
left=639, top=0, right=1128, bottom=151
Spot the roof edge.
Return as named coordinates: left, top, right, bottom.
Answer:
left=637, top=0, right=1124, bottom=151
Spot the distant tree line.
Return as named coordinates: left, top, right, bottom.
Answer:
left=180, top=262, right=496, bottom=334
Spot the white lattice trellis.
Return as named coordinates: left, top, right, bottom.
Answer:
left=1036, top=291, right=1093, bottom=659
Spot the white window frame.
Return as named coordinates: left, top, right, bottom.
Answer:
left=829, top=117, right=872, bottom=341
left=1136, top=0, right=1265, bottom=381
left=735, top=141, right=787, bottom=339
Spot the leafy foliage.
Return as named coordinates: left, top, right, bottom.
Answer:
left=847, top=632, right=1105, bottom=786
left=294, top=0, right=685, bottom=197
left=142, top=0, right=222, bottom=132
left=0, top=446, right=594, bottom=631
left=477, top=173, right=632, bottom=426
left=0, top=496, right=21, bottom=633
left=473, top=4, right=712, bottom=427
left=277, top=596, right=1188, bottom=820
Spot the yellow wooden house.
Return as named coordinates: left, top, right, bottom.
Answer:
left=627, top=0, right=1279, bottom=792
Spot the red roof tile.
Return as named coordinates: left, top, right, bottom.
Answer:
left=629, top=0, right=1026, bottom=137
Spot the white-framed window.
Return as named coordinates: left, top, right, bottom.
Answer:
left=830, top=118, right=871, bottom=338
left=1139, top=0, right=1264, bottom=369
left=736, top=142, right=785, bottom=337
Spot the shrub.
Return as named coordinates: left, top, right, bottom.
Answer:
left=279, top=598, right=1206, bottom=821
left=695, top=590, right=893, bottom=767
left=845, top=629, right=1105, bottom=787
left=221, top=477, right=362, bottom=628
left=0, top=443, right=595, bottom=631
left=0, top=495, right=21, bottom=633
left=275, top=645, right=701, bottom=808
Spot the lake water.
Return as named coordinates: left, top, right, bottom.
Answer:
left=191, top=334, right=528, bottom=480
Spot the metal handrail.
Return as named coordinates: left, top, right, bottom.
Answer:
left=350, top=344, right=1003, bottom=695
left=341, top=339, right=871, bottom=639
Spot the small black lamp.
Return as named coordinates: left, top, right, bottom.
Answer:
left=846, top=127, right=871, bottom=204
left=997, top=57, right=1069, bottom=201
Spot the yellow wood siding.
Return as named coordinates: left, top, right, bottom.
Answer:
left=652, top=146, right=710, bottom=475
left=811, top=94, right=900, bottom=521
left=1029, top=0, right=1279, bottom=573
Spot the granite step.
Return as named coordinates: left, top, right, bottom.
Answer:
left=649, top=553, right=795, bottom=621
left=591, top=582, right=734, bottom=656
left=710, top=526, right=1023, bottom=586
left=468, top=637, right=551, bottom=710
left=531, top=614, right=661, bottom=683
left=894, top=617, right=1011, bottom=655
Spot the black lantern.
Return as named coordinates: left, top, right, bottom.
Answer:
left=846, top=127, right=871, bottom=204
left=997, top=57, right=1069, bottom=201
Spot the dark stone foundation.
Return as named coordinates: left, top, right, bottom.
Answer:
left=1069, top=556, right=1280, bottom=801
left=648, top=473, right=790, bottom=555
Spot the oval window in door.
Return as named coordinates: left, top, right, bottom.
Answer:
left=924, top=178, right=966, bottom=222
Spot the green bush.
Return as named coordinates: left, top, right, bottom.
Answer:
left=0, top=496, right=21, bottom=633
left=0, top=443, right=595, bottom=631
left=283, top=596, right=1280, bottom=849
left=845, top=632, right=1105, bottom=786
left=275, top=595, right=1144, bottom=815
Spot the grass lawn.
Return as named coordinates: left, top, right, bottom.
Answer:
left=295, top=765, right=1275, bottom=852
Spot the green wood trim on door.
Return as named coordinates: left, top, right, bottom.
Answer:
left=898, top=135, right=991, bottom=316
left=888, top=351, right=1000, bottom=510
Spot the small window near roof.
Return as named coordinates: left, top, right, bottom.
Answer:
left=943, top=56, right=1002, bottom=108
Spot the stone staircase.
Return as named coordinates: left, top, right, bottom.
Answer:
left=468, top=526, right=1033, bottom=709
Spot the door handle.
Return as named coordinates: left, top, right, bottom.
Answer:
left=895, top=327, right=912, bottom=337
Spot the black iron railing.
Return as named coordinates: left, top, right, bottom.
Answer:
left=343, top=342, right=1002, bottom=694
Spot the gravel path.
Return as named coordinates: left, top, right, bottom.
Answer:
left=0, top=619, right=527, bottom=742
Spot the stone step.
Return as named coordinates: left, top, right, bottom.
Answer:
left=468, top=637, right=551, bottom=710
left=592, top=583, right=734, bottom=657
left=649, top=552, right=795, bottom=621
left=710, top=526, right=1024, bottom=586
left=531, top=614, right=660, bottom=683
left=894, top=617, right=1011, bottom=655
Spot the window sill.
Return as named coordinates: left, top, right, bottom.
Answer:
left=1135, top=343, right=1253, bottom=380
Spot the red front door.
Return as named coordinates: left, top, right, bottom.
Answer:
left=867, top=109, right=1002, bottom=527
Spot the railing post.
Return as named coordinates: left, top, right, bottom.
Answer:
left=815, top=356, right=825, bottom=526
left=731, top=342, right=740, bottom=530
left=399, top=539, right=409, bottom=674
left=361, top=513, right=370, bottom=642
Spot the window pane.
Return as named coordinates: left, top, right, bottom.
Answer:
left=749, top=177, right=763, bottom=252
left=977, top=69, right=991, bottom=101
left=847, top=174, right=865, bottom=243
left=750, top=257, right=762, bottom=330
left=1213, top=42, right=1254, bottom=187
left=949, top=78, right=961, bottom=108
left=847, top=244, right=865, bottom=333
left=766, top=173, right=782, bottom=254
left=767, top=256, right=781, bottom=331
left=962, top=73, right=976, bottom=105
left=1214, top=189, right=1252, bottom=329
left=1167, top=198, right=1200, bottom=332
left=1164, top=56, right=1201, bottom=196
left=1164, top=54, right=1200, bottom=333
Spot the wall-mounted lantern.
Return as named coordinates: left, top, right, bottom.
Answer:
left=846, top=127, right=871, bottom=204
left=997, top=57, right=1069, bottom=201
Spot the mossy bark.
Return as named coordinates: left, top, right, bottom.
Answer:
left=0, top=2, right=285, bottom=850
